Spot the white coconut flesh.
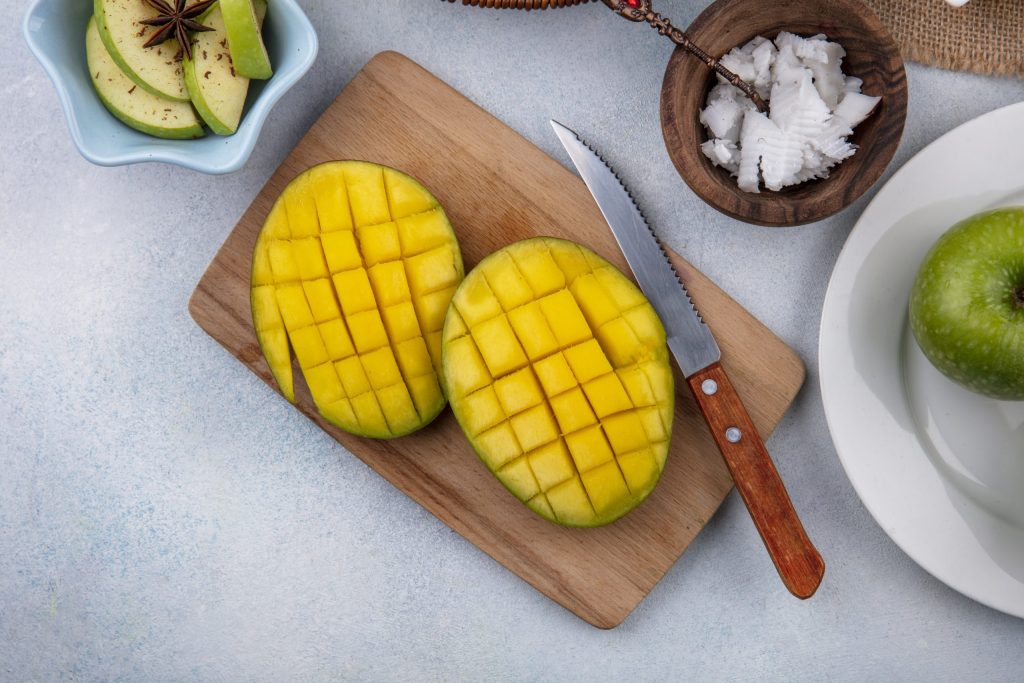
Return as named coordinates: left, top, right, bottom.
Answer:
left=699, top=32, right=882, bottom=193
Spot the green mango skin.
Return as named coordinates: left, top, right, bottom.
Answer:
left=909, top=207, right=1024, bottom=400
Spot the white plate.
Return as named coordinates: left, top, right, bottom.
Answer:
left=820, top=102, right=1024, bottom=618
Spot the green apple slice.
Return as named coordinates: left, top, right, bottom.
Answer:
left=87, top=17, right=204, bottom=140
left=93, top=0, right=188, bottom=102
left=220, top=0, right=272, bottom=80
left=183, top=1, right=267, bottom=135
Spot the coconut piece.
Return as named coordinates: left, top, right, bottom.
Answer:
left=843, top=76, right=864, bottom=94
left=760, top=130, right=806, bottom=191
left=718, top=48, right=757, bottom=87
left=737, top=109, right=779, bottom=193
left=701, top=139, right=741, bottom=174
left=833, top=91, right=881, bottom=128
left=806, top=42, right=847, bottom=108
left=751, top=39, right=778, bottom=100
left=769, top=70, right=830, bottom=140
left=771, top=43, right=806, bottom=86
left=700, top=96, right=745, bottom=143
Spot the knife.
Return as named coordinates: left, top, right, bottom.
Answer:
left=552, top=120, right=824, bottom=599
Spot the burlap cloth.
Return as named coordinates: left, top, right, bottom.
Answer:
left=846, top=0, right=1021, bottom=78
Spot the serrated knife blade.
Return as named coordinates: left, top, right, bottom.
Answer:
left=553, top=120, right=825, bottom=600
left=551, top=120, right=719, bottom=378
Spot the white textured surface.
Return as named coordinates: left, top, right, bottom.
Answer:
left=3, top=1, right=1024, bottom=680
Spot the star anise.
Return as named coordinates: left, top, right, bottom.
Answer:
left=139, top=0, right=217, bottom=62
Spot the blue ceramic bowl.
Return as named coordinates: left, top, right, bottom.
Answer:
left=23, top=0, right=318, bottom=174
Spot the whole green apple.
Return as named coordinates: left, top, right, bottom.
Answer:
left=909, top=206, right=1024, bottom=400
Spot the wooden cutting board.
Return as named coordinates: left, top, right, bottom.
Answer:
left=189, top=51, right=805, bottom=629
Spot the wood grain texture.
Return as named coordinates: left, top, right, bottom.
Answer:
left=688, top=362, right=824, bottom=599
left=660, top=0, right=908, bottom=227
left=189, top=51, right=806, bottom=628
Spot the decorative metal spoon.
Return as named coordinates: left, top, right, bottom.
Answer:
left=603, top=0, right=767, bottom=112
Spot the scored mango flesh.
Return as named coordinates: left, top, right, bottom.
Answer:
left=251, top=161, right=464, bottom=438
left=442, top=238, right=674, bottom=527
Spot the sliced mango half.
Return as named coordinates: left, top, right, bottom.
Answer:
left=442, top=237, right=674, bottom=527
left=251, top=161, right=464, bottom=439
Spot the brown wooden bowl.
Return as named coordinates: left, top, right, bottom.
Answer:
left=660, top=0, right=908, bottom=227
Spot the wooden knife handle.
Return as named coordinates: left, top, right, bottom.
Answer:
left=687, top=362, right=825, bottom=599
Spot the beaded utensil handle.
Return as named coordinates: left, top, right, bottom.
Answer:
left=442, top=0, right=766, bottom=111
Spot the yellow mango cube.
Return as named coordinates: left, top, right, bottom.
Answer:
left=625, top=305, right=666, bottom=348
left=571, top=273, right=619, bottom=329
left=397, top=208, right=451, bottom=256
left=381, top=302, right=421, bottom=343
left=538, top=289, right=591, bottom=348
left=493, top=367, right=543, bottom=416
left=406, top=374, right=444, bottom=421
left=532, top=352, right=577, bottom=397
left=497, top=457, right=540, bottom=502
left=444, top=336, right=491, bottom=397
left=638, top=406, right=668, bottom=443
left=384, top=168, right=438, bottom=218
left=394, top=337, right=434, bottom=379
left=507, top=302, right=559, bottom=360
left=319, top=398, right=357, bottom=428
left=357, top=222, right=401, bottom=267
left=368, top=261, right=411, bottom=307
left=563, top=339, right=613, bottom=384
left=595, top=266, right=646, bottom=309
left=548, top=240, right=591, bottom=284
left=545, top=477, right=594, bottom=526
left=283, top=174, right=320, bottom=237
left=304, top=362, right=345, bottom=405
left=549, top=387, right=597, bottom=434
left=320, top=230, right=362, bottom=273
left=309, top=162, right=353, bottom=232
left=414, top=286, right=457, bottom=335
left=475, top=422, right=522, bottom=470
left=471, top=315, right=528, bottom=378
left=406, top=247, right=460, bottom=296
left=510, top=404, right=559, bottom=452
left=453, top=275, right=503, bottom=327
left=346, top=309, right=388, bottom=354
left=617, top=448, right=659, bottom=494
left=344, top=163, right=390, bottom=227
left=288, top=325, right=329, bottom=369
left=580, top=462, right=632, bottom=516
left=335, top=356, right=371, bottom=398
left=361, top=347, right=403, bottom=390
left=527, top=439, right=575, bottom=491
left=332, top=269, right=376, bottom=316
left=601, top=411, right=649, bottom=454
left=376, top=383, right=421, bottom=433
left=595, top=317, right=642, bottom=367
left=251, top=285, right=282, bottom=332
left=564, top=424, right=614, bottom=472
left=617, top=366, right=656, bottom=407
left=458, top=386, right=505, bottom=436
left=482, top=252, right=534, bottom=311
left=268, top=240, right=300, bottom=283
left=275, top=283, right=315, bottom=330
left=351, top=391, right=389, bottom=435
left=527, top=494, right=555, bottom=520
left=582, top=373, right=633, bottom=418
left=318, top=319, right=355, bottom=361
left=291, top=237, right=329, bottom=280
left=302, top=278, right=341, bottom=323
left=514, top=245, right=565, bottom=297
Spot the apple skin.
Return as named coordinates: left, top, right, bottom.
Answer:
left=909, top=206, right=1024, bottom=400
